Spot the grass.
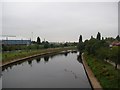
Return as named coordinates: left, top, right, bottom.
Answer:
left=0, top=52, right=2, bottom=63
left=2, top=46, right=76, bottom=64
left=84, top=53, right=120, bottom=89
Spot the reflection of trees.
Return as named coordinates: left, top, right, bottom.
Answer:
left=36, top=58, right=41, bottom=63
left=64, top=52, right=68, bottom=56
left=28, top=60, right=32, bottom=66
left=2, top=63, right=15, bottom=72
left=77, top=52, right=82, bottom=64
left=2, top=68, right=5, bottom=71
left=71, top=50, right=77, bottom=53
left=50, top=54, right=56, bottom=59
left=2, top=60, right=27, bottom=72
left=44, top=56, right=49, bottom=63
left=9, top=65, right=13, bottom=69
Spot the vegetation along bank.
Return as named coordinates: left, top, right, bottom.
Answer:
left=77, top=32, right=120, bottom=89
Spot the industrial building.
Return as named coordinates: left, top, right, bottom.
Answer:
left=2, top=40, right=31, bottom=45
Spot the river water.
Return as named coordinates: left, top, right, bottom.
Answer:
left=1, top=51, right=91, bottom=88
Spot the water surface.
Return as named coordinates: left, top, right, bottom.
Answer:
left=1, top=52, right=91, bottom=88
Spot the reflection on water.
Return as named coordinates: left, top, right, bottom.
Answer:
left=1, top=50, right=91, bottom=88
left=36, top=58, right=41, bottom=63
left=64, top=52, right=68, bottom=56
left=77, top=52, right=82, bottom=64
left=71, top=50, right=77, bottom=53
left=28, top=60, right=32, bottom=67
left=2, top=59, right=27, bottom=71
left=44, top=56, right=49, bottom=63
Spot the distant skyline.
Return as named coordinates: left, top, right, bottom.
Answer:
left=2, top=1, right=118, bottom=42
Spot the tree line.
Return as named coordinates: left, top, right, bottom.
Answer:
left=2, top=37, right=77, bottom=51
left=77, top=32, right=120, bottom=69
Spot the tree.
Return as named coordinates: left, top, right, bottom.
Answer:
left=78, top=35, right=84, bottom=53
left=77, top=42, right=84, bottom=53
left=102, top=37, right=104, bottom=40
left=96, top=32, right=101, bottom=40
left=79, top=35, right=82, bottom=43
left=96, top=47, right=110, bottom=61
left=116, top=35, right=120, bottom=41
left=110, top=47, right=119, bottom=69
left=84, top=38, right=97, bottom=55
left=37, top=37, right=41, bottom=44
left=64, top=42, right=68, bottom=47
left=90, top=36, right=94, bottom=39
left=44, top=41, right=50, bottom=48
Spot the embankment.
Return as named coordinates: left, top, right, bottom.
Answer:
left=1, top=47, right=76, bottom=67
left=82, top=53, right=102, bottom=90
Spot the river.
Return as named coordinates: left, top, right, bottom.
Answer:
left=1, top=51, right=92, bottom=88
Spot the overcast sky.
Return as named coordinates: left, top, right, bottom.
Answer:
left=2, top=1, right=118, bottom=42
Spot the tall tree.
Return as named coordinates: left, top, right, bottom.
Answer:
left=78, top=35, right=84, bottom=53
left=102, top=37, right=104, bottom=40
left=116, top=35, right=120, bottom=41
left=37, top=37, right=41, bottom=44
left=96, top=32, right=101, bottom=40
left=79, top=35, right=82, bottom=43
left=91, top=36, right=94, bottom=39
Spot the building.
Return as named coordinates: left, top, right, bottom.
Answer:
left=2, top=40, right=31, bottom=45
left=110, top=41, right=120, bottom=47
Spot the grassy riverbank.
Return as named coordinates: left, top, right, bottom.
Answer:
left=2, top=46, right=76, bottom=65
left=84, top=53, right=120, bottom=89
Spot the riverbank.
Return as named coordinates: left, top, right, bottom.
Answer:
left=1, top=47, right=76, bottom=67
left=82, top=53, right=102, bottom=90
left=83, top=53, right=120, bottom=89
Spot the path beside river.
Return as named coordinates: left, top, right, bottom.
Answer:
left=82, top=53, right=102, bottom=90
